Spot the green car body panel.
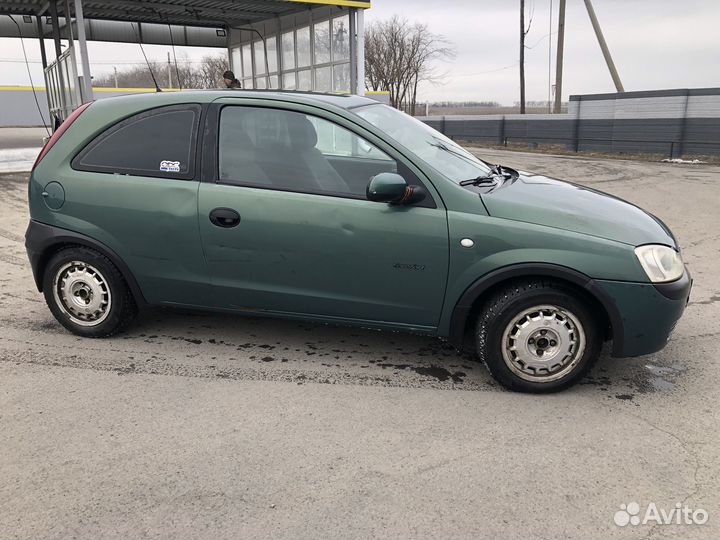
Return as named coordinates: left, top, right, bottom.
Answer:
left=26, top=90, right=691, bottom=359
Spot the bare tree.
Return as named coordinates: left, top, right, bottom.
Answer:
left=94, top=53, right=229, bottom=89
left=519, top=0, right=534, bottom=114
left=93, top=63, right=161, bottom=88
left=175, top=53, right=228, bottom=89
left=365, top=16, right=454, bottom=115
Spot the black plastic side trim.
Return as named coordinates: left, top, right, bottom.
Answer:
left=200, top=102, right=220, bottom=183
left=447, top=263, right=625, bottom=355
left=24, top=220, right=147, bottom=306
left=654, top=268, right=692, bottom=301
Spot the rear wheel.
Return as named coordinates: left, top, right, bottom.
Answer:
left=476, top=280, right=601, bottom=393
left=43, top=246, right=137, bottom=337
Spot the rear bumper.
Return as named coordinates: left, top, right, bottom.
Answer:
left=25, top=219, right=49, bottom=291
left=596, top=269, right=692, bottom=358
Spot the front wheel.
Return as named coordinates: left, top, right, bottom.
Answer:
left=476, top=280, right=601, bottom=393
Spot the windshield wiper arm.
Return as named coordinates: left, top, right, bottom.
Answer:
left=489, top=164, right=515, bottom=178
left=459, top=175, right=500, bottom=186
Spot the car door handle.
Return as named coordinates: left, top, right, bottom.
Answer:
left=209, top=207, right=241, bottom=228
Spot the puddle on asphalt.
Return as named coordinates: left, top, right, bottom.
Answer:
left=583, top=361, right=686, bottom=401
left=612, top=363, right=686, bottom=401
left=633, top=363, right=686, bottom=393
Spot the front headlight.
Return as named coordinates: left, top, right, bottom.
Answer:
left=634, top=244, right=684, bottom=283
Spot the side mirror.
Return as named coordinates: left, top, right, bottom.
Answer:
left=366, top=172, right=426, bottom=205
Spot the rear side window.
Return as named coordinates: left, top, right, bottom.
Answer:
left=73, top=104, right=201, bottom=179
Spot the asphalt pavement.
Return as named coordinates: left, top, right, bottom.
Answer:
left=1, top=148, right=718, bottom=539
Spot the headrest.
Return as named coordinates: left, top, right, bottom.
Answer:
left=286, top=113, right=318, bottom=150
left=220, top=110, right=257, bottom=148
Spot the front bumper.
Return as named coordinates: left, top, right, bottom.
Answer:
left=595, top=269, right=692, bottom=358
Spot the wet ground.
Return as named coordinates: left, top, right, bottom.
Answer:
left=1, top=149, right=719, bottom=539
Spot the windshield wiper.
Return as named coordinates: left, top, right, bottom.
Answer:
left=459, top=164, right=516, bottom=187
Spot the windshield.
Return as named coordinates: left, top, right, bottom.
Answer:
left=354, top=104, right=492, bottom=183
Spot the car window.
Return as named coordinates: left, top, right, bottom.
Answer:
left=218, top=106, right=398, bottom=198
left=73, top=104, right=200, bottom=179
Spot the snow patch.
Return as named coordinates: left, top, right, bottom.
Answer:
left=661, top=158, right=706, bottom=164
left=0, top=147, right=41, bottom=173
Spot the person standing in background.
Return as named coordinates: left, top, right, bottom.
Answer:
left=223, top=70, right=242, bottom=89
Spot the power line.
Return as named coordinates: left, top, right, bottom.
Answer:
left=525, top=29, right=557, bottom=50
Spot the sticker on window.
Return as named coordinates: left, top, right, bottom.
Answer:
left=159, top=160, right=181, bottom=172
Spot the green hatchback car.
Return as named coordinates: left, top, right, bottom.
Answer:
left=26, top=90, right=691, bottom=392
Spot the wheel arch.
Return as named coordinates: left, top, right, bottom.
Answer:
left=447, top=263, right=624, bottom=355
left=26, top=220, right=147, bottom=306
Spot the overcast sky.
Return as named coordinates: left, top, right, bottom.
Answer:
left=1, top=0, right=718, bottom=104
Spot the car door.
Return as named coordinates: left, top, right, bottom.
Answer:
left=197, top=101, right=449, bottom=330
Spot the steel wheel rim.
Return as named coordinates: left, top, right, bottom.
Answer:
left=501, top=304, right=586, bottom=383
left=52, top=261, right=112, bottom=327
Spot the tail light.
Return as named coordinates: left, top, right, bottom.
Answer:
left=32, top=101, right=93, bottom=171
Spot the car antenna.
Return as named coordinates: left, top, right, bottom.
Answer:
left=166, top=21, right=183, bottom=90
left=131, top=21, right=162, bottom=92
left=155, top=10, right=183, bottom=91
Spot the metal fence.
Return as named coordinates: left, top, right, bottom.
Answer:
left=419, top=88, right=720, bottom=158
left=44, top=47, right=82, bottom=123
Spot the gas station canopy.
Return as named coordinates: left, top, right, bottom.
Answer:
left=0, top=0, right=370, bottom=28
left=0, top=0, right=371, bottom=125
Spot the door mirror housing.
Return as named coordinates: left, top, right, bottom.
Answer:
left=366, top=172, right=426, bottom=205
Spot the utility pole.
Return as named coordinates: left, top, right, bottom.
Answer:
left=167, top=51, right=172, bottom=89
left=553, top=0, right=566, bottom=113
left=73, top=0, right=93, bottom=102
left=519, top=0, right=526, bottom=114
left=356, top=8, right=365, bottom=95
left=583, top=0, right=624, bottom=92
left=547, top=0, right=553, bottom=112
left=113, top=66, right=118, bottom=88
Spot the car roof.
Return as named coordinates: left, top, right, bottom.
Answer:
left=95, top=89, right=380, bottom=111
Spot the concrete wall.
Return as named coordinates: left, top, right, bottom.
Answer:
left=1, top=87, right=53, bottom=127
left=420, top=88, right=720, bottom=158
left=0, top=87, right=179, bottom=128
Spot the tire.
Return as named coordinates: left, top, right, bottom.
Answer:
left=476, top=280, right=601, bottom=393
left=42, top=246, right=138, bottom=338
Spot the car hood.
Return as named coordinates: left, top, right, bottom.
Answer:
left=480, top=171, right=676, bottom=247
